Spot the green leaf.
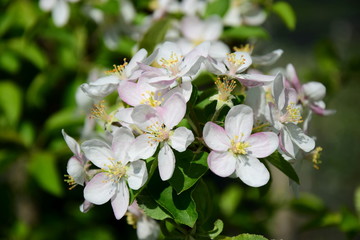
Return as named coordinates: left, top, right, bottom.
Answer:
left=204, top=0, right=230, bottom=17
left=44, top=108, right=84, bottom=134
left=219, top=184, right=243, bottom=217
left=169, top=150, right=208, bottom=194
left=137, top=191, right=171, bottom=221
left=272, top=1, right=296, bottom=30
left=138, top=18, right=171, bottom=53
left=138, top=175, right=198, bottom=227
left=0, top=81, right=22, bottom=127
left=265, top=151, right=299, bottom=184
left=208, top=219, right=224, bottom=239
left=8, top=38, right=46, bottom=69
left=222, top=26, right=269, bottom=40
left=19, top=121, right=35, bottom=148
left=0, top=51, right=20, bottom=73
left=216, top=233, right=268, bottom=240
left=28, top=151, right=63, bottom=196
left=355, top=186, right=360, bottom=218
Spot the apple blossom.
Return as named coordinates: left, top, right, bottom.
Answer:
left=203, top=105, right=278, bottom=187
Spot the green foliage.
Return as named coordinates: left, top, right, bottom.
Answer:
left=0, top=81, right=22, bottom=128
left=216, top=233, right=268, bottom=240
left=222, top=26, right=269, bottom=40
left=272, top=1, right=296, bottom=30
left=28, top=151, right=64, bottom=197
left=204, top=0, right=230, bottom=18
left=169, top=150, right=208, bottom=194
left=139, top=18, right=171, bottom=53
left=265, top=151, right=300, bottom=184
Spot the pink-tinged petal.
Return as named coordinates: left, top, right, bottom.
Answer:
left=169, top=127, right=194, bottom=152
left=52, top=0, right=69, bottom=27
left=137, top=216, right=160, bottom=240
left=67, top=156, right=85, bottom=185
left=111, top=180, right=129, bottom=220
left=128, top=134, right=158, bottom=161
left=155, top=42, right=183, bottom=66
left=236, top=73, right=275, bottom=88
left=302, top=82, right=326, bottom=101
left=246, top=132, right=279, bottom=158
left=236, top=155, right=270, bottom=187
left=81, top=139, right=114, bottom=169
left=112, top=127, right=135, bottom=163
left=286, top=64, right=302, bottom=92
left=127, top=160, right=148, bottom=190
left=203, top=122, right=230, bottom=152
left=286, top=123, right=315, bottom=152
left=158, top=144, right=176, bottom=181
left=208, top=151, right=236, bottom=177
left=118, top=81, right=142, bottom=106
left=209, top=41, right=230, bottom=59
left=62, top=129, right=81, bottom=158
left=279, top=128, right=296, bottom=159
left=79, top=200, right=93, bottom=213
left=285, top=88, right=298, bottom=107
left=157, top=93, right=186, bottom=129
left=225, top=105, right=253, bottom=141
left=310, top=102, right=336, bottom=116
left=84, top=173, right=116, bottom=205
left=131, top=105, right=161, bottom=131
left=206, top=57, right=227, bottom=75
left=115, top=107, right=135, bottom=125
left=125, top=48, right=148, bottom=75
left=252, top=49, right=283, bottom=66
left=272, top=73, right=286, bottom=111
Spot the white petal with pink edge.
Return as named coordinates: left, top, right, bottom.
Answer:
left=81, top=139, right=114, bottom=169
left=111, top=180, right=129, bottom=220
left=127, top=160, right=148, bottom=190
left=225, top=105, right=253, bottom=141
left=158, top=143, right=176, bottom=181
left=247, top=132, right=279, bottom=158
left=203, top=122, right=230, bottom=152
left=84, top=173, right=116, bottom=205
left=170, top=127, right=194, bottom=152
left=236, top=155, right=270, bottom=187
left=208, top=151, right=237, bottom=177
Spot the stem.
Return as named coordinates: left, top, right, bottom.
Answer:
left=186, top=109, right=201, bottom=137
left=252, top=123, right=270, bottom=132
left=210, top=105, right=224, bottom=122
left=166, top=219, right=188, bottom=235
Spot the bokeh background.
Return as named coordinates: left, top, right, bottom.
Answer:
left=1, top=0, right=360, bottom=239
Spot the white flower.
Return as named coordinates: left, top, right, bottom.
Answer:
left=39, top=0, right=79, bottom=27
left=81, top=127, right=148, bottom=220
left=203, top=105, right=278, bottom=187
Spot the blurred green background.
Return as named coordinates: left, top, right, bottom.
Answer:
left=1, top=0, right=360, bottom=239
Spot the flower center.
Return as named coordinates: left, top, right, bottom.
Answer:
left=146, top=122, right=170, bottom=144
left=106, top=58, right=128, bottom=80
left=226, top=52, right=247, bottom=75
left=280, top=103, right=303, bottom=124
left=233, top=44, right=254, bottom=54
left=104, top=159, right=128, bottom=183
left=215, top=77, right=237, bottom=102
left=159, top=52, right=182, bottom=75
left=139, top=91, right=164, bottom=107
left=230, top=137, right=251, bottom=155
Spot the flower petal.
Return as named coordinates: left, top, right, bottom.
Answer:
left=236, top=73, right=275, bottom=88
left=132, top=104, right=161, bottom=131
left=84, top=173, right=116, bottom=205
left=111, top=180, right=129, bottom=220
left=112, top=127, right=135, bottom=163
left=127, top=160, right=148, bottom=190
left=236, top=155, right=270, bottom=187
left=67, top=156, right=85, bottom=185
left=247, top=132, right=279, bottom=158
left=252, top=49, right=283, bottom=66
left=52, top=0, right=69, bottom=27
left=157, top=93, right=186, bottom=129
left=208, top=151, right=236, bottom=177
left=62, top=129, right=81, bottom=158
left=225, top=105, right=253, bottom=141
left=286, top=123, right=315, bottom=152
left=302, top=82, right=326, bottom=101
left=81, top=75, right=119, bottom=99
left=203, top=122, right=230, bottom=152
left=81, top=139, right=114, bottom=169
left=158, top=143, right=176, bottom=181
left=128, top=134, right=158, bottom=161
left=170, top=127, right=194, bottom=152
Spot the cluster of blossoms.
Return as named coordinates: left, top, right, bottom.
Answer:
left=63, top=38, right=334, bottom=230
left=56, top=1, right=334, bottom=239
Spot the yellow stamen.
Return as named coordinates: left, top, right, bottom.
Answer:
left=230, top=135, right=250, bottom=155
left=126, top=212, right=138, bottom=229
left=233, top=44, right=254, bottom=54
left=139, top=91, right=163, bottom=107
left=105, top=59, right=128, bottom=79
left=146, top=122, right=170, bottom=144
left=215, top=77, right=237, bottom=102
left=281, top=103, right=303, bottom=124
left=64, top=175, right=77, bottom=190
left=312, top=146, right=323, bottom=170
left=103, top=159, right=128, bottom=183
